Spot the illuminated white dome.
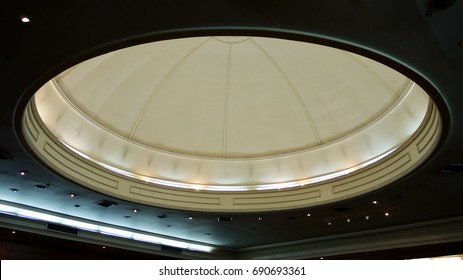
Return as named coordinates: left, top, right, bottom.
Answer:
left=23, top=36, right=441, bottom=211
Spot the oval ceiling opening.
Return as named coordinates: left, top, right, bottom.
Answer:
left=22, top=36, right=443, bottom=212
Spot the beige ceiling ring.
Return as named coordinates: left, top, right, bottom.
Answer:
left=21, top=35, right=443, bottom=212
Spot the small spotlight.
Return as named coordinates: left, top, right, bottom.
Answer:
left=258, top=217, right=263, bottom=221
left=385, top=212, right=389, bottom=216
left=188, top=216, right=194, bottom=220
left=12, top=231, right=16, bottom=234
left=20, top=16, right=30, bottom=23
left=69, top=193, right=76, bottom=198
left=372, top=200, right=378, bottom=205
left=365, top=215, right=370, bottom=220
left=306, top=213, right=311, bottom=217
left=327, top=222, right=332, bottom=226
left=102, top=246, right=106, bottom=249
left=19, top=170, right=28, bottom=176
left=10, top=188, right=18, bottom=193
left=133, top=209, right=139, bottom=213
left=346, top=218, right=351, bottom=223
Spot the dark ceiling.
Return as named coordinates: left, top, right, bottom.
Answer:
left=1, top=0, right=463, bottom=259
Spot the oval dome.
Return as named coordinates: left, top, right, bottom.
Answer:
left=23, top=36, right=442, bottom=211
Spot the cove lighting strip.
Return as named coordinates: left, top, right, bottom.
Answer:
left=59, top=139, right=398, bottom=192
left=0, top=203, right=214, bottom=253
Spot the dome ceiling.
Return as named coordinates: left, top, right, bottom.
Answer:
left=52, top=36, right=416, bottom=157
left=24, top=36, right=440, bottom=211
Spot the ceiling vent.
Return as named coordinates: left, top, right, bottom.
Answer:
left=431, top=0, right=457, bottom=10
left=34, top=184, right=48, bottom=190
left=96, top=200, right=117, bottom=207
left=426, top=0, right=457, bottom=15
left=334, top=206, right=350, bottom=212
left=47, top=223, right=79, bottom=235
left=441, top=164, right=463, bottom=173
left=161, top=245, right=182, bottom=254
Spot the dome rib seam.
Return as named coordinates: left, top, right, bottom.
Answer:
left=345, top=53, right=400, bottom=99
left=222, top=43, right=232, bottom=158
left=250, top=38, right=322, bottom=145
left=128, top=37, right=212, bottom=139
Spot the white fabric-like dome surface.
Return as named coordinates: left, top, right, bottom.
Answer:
left=34, top=36, right=430, bottom=191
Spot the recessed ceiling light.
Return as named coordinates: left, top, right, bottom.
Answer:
left=74, top=204, right=81, bottom=208
left=124, top=216, right=131, bottom=219
left=20, top=16, right=30, bottom=23
left=12, top=231, right=16, bottom=234
left=258, top=217, right=263, bottom=221
left=327, top=222, right=332, bottom=226
left=10, top=188, right=18, bottom=193
left=205, top=232, right=211, bottom=236
left=188, top=216, right=194, bottom=220
left=157, top=214, right=166, bottom=219
left=19, top=170, right=28, bottom=176
left=372, top=200, right=378, bottom=205
left=133, top=209, right=139, bottom=213
left=385, top=212, right=390, bottom=216
left=69, top=193, right=76, bottom=198
left=365, top=215, right=370, bottom=220
left=306, top=213, right=311, bottom=217
left=102, top=246, right=106, bottom=249
left=346, top=218, right=351, bottom=223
